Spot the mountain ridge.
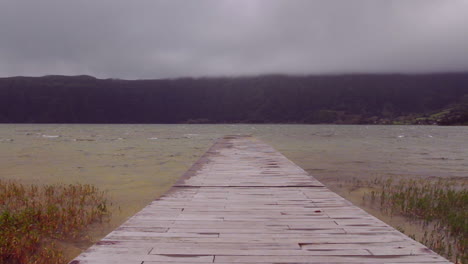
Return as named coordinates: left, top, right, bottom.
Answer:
left=1, top=73, right=467, bottom=125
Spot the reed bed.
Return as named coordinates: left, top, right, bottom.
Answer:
left=363, top=177, right=467, bottom=263
left=0, top=180, right=110, bottom=264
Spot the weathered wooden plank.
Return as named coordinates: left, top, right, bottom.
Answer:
left=214, top=255, right=448, bottom=263
left=148, top=248, right=372, bottom=256
left=74, top=254, right=214, bottom=263
left=69, top=136, right=451, bottom=264
left=166, top=228, right=346, bottom=234
left=93, top=241, right=302, bottom=250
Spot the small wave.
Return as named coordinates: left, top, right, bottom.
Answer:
left=311, top=133, right=335, bottom=137
left=73, top=138, right=95, bottom=142
left=42, top=135, right=60, bottom=138
left=397, top=135, right=405, bottom=138
left=16, top=129, right=42, bottom=132
left=109, top=138, right=124, bottom=141
left=425, top=157, right=449, bottom=161
left=148, top=137, right=158, bottom=140
left=0, top=138, right=14, bottom=142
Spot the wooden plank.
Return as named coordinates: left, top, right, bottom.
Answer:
left=214, top=255, right=448, bottom=263
left=69, top=136, right=452, bottom=264
left=148, top=248, right=372, bottom=256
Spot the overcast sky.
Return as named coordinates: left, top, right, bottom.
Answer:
left=1, top=0, right=468, bottom=79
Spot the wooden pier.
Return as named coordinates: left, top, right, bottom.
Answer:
left=71, top=136, right=451, bottom=263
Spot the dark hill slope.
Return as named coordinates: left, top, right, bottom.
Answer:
left=0, top=74, right=467, bottom=125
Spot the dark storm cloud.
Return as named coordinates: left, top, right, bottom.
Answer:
left=1, top=0, right=467, bottom=79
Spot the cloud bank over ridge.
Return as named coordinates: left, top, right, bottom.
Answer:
left=1, top=0, right=467, bottom=79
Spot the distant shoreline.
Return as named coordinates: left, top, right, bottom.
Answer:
left=0, top=123, right=466, bottom=126
left=1, top=73, right=467, bottom=125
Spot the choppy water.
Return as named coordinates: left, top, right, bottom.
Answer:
left=1, top=124, right=467, bottom=253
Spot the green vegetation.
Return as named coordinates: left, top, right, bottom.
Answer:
left=363, top=178, right=467, bottom=263
left=0, top=73, right=467, bottom=125
left=0, top=180, right=110, bottom=264
left=396, top=96, right=468, bottom=125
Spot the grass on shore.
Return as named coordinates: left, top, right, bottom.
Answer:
left=361, top=177, right=467, bottom=264
left=0, top=180, right=110, bottom=264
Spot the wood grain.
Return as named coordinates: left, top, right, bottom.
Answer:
left=70, top=136, right=451, bottom=264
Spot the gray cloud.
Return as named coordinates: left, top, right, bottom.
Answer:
left=1, top=0, right=467, bottom=79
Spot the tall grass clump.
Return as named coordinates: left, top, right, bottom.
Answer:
left=365, top=178, right=467, bottom=263
left=0, top=180, right=110, bottom=264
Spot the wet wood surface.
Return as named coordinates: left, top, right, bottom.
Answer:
left=70, top=136, right=451, bottom=264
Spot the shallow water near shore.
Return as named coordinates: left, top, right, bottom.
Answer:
left=1, top=124, right=467, bottom=260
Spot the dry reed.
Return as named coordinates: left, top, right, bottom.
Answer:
left=363, top=177, right=467, bottom=263
left=0, top=180, right=110, bottom=264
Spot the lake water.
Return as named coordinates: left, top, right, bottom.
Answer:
left=1, top=124, right=467, bottom=256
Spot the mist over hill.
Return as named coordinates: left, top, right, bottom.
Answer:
left=1, top=73, right=467, bottom=125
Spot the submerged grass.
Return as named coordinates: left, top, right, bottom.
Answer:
left=362, top=177, right=467, bottom=263
left=0, top=180, right=110, bottom=264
